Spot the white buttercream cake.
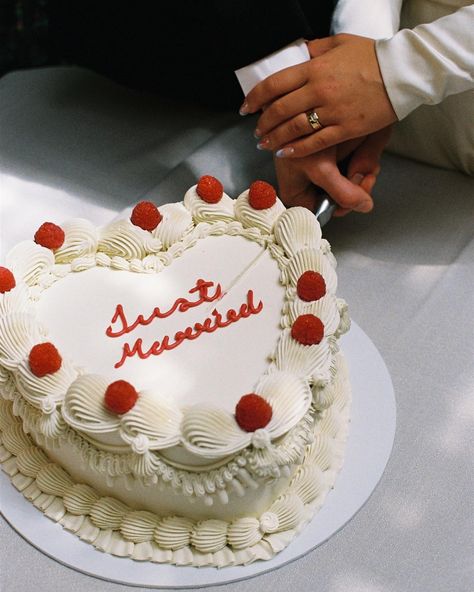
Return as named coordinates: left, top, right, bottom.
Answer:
left=0, top=176, right=351, bottom=567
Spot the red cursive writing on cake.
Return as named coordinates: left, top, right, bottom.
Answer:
left=105, top=279, right=263, bottom=369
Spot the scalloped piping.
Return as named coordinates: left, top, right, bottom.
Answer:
left=0, top=353, right=351, bottom=567
left=1, top=202, right=346, bottom=464
left=0, top=375, right=317, bottom=503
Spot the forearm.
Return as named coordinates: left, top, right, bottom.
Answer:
left=376, top=5, right=474, bottom=119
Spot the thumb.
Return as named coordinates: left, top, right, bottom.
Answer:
left=306, top=162, right=373, bottom=214
left=306, top=36, right=338, bottom=58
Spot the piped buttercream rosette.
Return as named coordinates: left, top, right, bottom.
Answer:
left=1, top=176, right=350, bottom=469
left=0, top=177, right=352, bottom=567
left=62, top=374, right=121, bottom=434
left=184, top=179, right=235, bottom=223
left=235, top=181, right=286, bottom=234
left=181, top=371, right=311, bottom=458
left=54, top=219, right=99, bottom=263
left=152, top=203, right=193, bottom=249
left=5, top=241, right=55, bottom=287
left=98, top=220, right=162, bottom=259
left=120, top=390, right=182, bottom=450
left=61, top=371, right=311, bottom=460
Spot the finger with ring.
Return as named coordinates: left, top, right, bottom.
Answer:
left=307, top=109, right=324, bottom=131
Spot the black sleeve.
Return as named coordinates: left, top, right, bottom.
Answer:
left=212, top=1, right=315, bottom=70
left=48, top=1, right=335, bottom=107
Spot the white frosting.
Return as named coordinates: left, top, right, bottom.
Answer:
left=152, top=203, right=193, bottom=249
left=285, top=247, right=337, bottom=294
left=0, top=191, right=347, bottom=469
left=36, top=463, right=74, bottom=495
left=16, top=357, right=77, bottom=409
left=154, top=516, right=194, bottom=549
left=234, top=190, right=286, bottom=234
left=62, top=374, right=120, bottom=434
left=181, top=406, right=247, bottom=456
left=0, top=283, right=31, bottom=316
left=121, top=510, right=158, bottom=543
left=253, top=372, right=312, bottom=438
left=6, top=240, right=55, bottom=286
left=286, top=293, right=340, bottom=336
left=288, top=465, right=325, bottom=504
left=183, top=185, right=235, bottom=222
left=36, top=235, right=282, bottom=414
left=0, top=313, right=47, bottom=370
left=0, top=354, right=351, bottom=566
left=54, top=219, right=98, bottom=263
left=336, top=298, right=351, bottom=338
left=90, top=497, right=129, bottom=529
left=63, top=483, right=100, bottom=515
left=16, top=445, right=50, bottom=477
left=259, top=511, right=280, bottom=533
left=190, top=519, right=228, bottom=553
left=273, top=337, right=332, bottom=385
left=274, top=207, right=322, bottom=258
left=267, top=493, right=305, bottom=531
left=98, top=220, right=162, bottom=259
left=0, top=181, right=352, bottom=567
left=120, top=390, right=182, bottom=450
left=227, top=517, right=262, bottom=549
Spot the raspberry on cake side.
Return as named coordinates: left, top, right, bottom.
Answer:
left=0, top=176, right=351, bottom=567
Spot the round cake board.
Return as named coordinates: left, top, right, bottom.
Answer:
left=0, top=320, right=396, bottom=589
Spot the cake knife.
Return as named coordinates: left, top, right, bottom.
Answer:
left=314, top=195, right=337, bottom=228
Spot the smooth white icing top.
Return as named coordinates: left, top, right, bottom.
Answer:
left=36, top=235, right=283, bottom=413
left=0, top=185, right=349, bottom=466
left=0, top=186, right=352, bottom=568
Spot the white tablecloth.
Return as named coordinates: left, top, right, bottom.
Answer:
left=0, top=67, right=473, bottom=592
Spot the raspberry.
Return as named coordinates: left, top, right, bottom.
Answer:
left=0, top=267, right=16, bottom=293
left=248, top=180, right=277, bottom=210
left=130, top=201, right=162, bottom=231
left=34, top=222, right=65, bottom=250
left=196, top=175, right=224, bottom=204
left=235, top=393, right=272, bottom=432
left=29, top=343, right=62, bottom=377
left=104, top=380, right=138, bottom=414
left=296, top=271, right=326, bottom=302
left=291, top=314, right=324, bottom=345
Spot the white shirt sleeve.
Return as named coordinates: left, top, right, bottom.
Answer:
left=234, top=39, right=309, bottom=96
left=331, top=0, right=402, bottom=38
left=233, top=1, right=403, bottom=95
left=376, top=5, right=474, bottom=120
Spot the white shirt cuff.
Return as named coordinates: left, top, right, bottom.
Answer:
left=331, top=0, right=402, bottom=39
left=234, top=39, right=309, bottom=96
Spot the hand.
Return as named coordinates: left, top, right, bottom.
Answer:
left=242, top=34, right=397, bottom=157
left=275, top=127, right=391, bottom=215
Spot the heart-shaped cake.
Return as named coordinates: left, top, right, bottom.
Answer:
left=0, top=177, right=351, bottom=567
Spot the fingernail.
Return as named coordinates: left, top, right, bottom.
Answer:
left=351, top=173, right=364, bottom=185
left=275, top=147, right=295, bottom=158
left=254, top=128, right=261, bottom=139
left=354, top=200, right=372, bottom=213
left=257, top=138, right=270, bottom=150
left=239, top=101, right=249, bottom=116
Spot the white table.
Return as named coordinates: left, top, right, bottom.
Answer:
left=1, top=67, right=473, bottom=592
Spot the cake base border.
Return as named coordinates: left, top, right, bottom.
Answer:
left=0, top=321, right=396, bottom=588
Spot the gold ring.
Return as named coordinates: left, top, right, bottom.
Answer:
left=307, top=110, right=323, bottom=131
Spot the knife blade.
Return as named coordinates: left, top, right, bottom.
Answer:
left=314, top=196, right=337, bottom=227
